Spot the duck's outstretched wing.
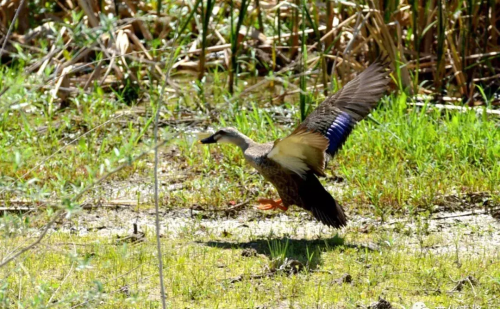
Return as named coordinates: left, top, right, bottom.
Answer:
left=297, top=58, right=391, bottom=158
left=267, top=58, right=391, bottom=179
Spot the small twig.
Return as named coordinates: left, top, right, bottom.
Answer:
left=226, top=199, right=250, bottom=211
left=467, top=276, right=477, bottom=297
left=205, top=199, right=251, bottom=212
left=48, top=262, right=75, bottom=304
left=431, top=210, right=497, bottom=221
left=0, top=207, right=34, bottom=213
left=228, top=271, right=276, bottom=283
left=0, top=211, right=65, bottom=268
left=310, top=269, right=334, bottom=275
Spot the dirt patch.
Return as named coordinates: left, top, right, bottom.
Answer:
left=45, top=198, right=500, bottom=258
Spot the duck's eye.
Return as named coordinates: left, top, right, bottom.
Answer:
left=215, top=130, right=228, bottom=138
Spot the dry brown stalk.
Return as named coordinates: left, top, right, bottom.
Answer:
left=76, top=0, right=100, bottom=28
left=122, top=0, right=153, bottom=41
left=446, top=32, right=467, bottom=96
left=126, top=30, right=165, bottom=79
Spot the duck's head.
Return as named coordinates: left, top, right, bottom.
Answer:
left=199, top=127, right=252, bottom=150
left=199, top=127, right=242, bottom=144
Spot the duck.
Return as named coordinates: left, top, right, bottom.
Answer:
left=200, top=58, right=391, bottom=227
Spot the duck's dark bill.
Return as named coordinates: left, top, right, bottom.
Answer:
left=200, top=134, right=217, bottom=144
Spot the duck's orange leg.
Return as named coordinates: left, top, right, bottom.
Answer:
left=257, top=198, right=288, bottom=211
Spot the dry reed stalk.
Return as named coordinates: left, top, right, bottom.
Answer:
left=369, top=1, right=412, bottom=92
left=434, top=0, right=445, bottom=93
left=83, top=61, right=102, bottom=90
left=290, top=0, right=300, bottom=59
left=77, top=0, right=100, bottom=28
left=49, top=65, right=73, bottom=113
left=422, top=2, right=437, bottom=56
left=325, top=0, right=334, bottom=48
left=491, top=3, right=498, bottom=45
left=75, top=0, right=125, bottom=82
left=270, top=25, right=327, bottom=42
left=122, top=0, right=153, bottom=40
left=199, top=0, right=215, bottom=81
left=320, top=14, right=357, bottom=43
left=446, top=32, right=467, bottom=96
left=126, top=30, right=165, bottom=78
left=31, top=45, right=58, bottom=75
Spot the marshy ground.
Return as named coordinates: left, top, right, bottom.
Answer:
left=1, top=86, right=500, bottom=307
left=2, top=174, right=499, bottom=308
left=2, top=0, right=500, bottom=306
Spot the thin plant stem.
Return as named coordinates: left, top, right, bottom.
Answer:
left=229, top=0, right=249, bottom=94
left=153, top=84, right=167, bottom=309
left=199, top=0, right=214, bottom=81
left=151, top=39, right=182, bottom=309
left=255, top=0, right=264, bottom=31
left=0, top=0, right=26, bottom=66
left=277, top=0, right=281, bottom=44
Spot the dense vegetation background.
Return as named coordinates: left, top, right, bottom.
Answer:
left=1, top=0, right=500, bottom=107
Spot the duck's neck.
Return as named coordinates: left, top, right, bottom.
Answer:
left=231, top=132, right=255, bottom=152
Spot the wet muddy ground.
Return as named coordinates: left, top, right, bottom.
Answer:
left=57, top=186, right=500, bottom=257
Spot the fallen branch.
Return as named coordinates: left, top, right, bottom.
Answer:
left=431, top=208, right=500, bottom=221
left=228, top=271, right=276, bottom=283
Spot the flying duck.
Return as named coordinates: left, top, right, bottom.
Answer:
left=200, top=58, right=391, bottom=227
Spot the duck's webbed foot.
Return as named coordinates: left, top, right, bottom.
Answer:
left=256, top=198, right=288, bottom=211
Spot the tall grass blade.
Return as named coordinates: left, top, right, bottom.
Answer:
left=255, top=0, right=264, bottom=31
left=176, top=0, right=202, bottom=41
left=198, top=0, right=215, bottom=81
left=302, top=0, right=327, bottom=95
left=229, top=0, right=249, bottom=94
left=277, top=0, right=281, bottom=44
left=290, top=0, right=300, bottom=59
left=409, top=0, right=419, bottom=93
left=299, top=0, right=308, bottom=121
left=435, top=0, right=445, bottom=94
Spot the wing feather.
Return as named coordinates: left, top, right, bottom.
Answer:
left=298, top=58, right=391, bottom=157
left=268, top=129, right=328, bottom=177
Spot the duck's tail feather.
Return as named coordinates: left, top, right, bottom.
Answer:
left=298, top=173, right=347, bottom=228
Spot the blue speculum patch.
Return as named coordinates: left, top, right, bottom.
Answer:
left=326, top=112, right=352, bottom=154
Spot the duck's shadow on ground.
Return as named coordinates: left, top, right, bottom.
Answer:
left=199, top=236, right=378, bottom=269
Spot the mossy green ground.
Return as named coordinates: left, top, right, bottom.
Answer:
left=1, top=68, right=499, bottom=308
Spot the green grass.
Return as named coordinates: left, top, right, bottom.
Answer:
left=1, top=65, right=499, bottom=211
left=1, top=218, right=499, bottom=308
left=1, top=66, right=500, bottom=308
